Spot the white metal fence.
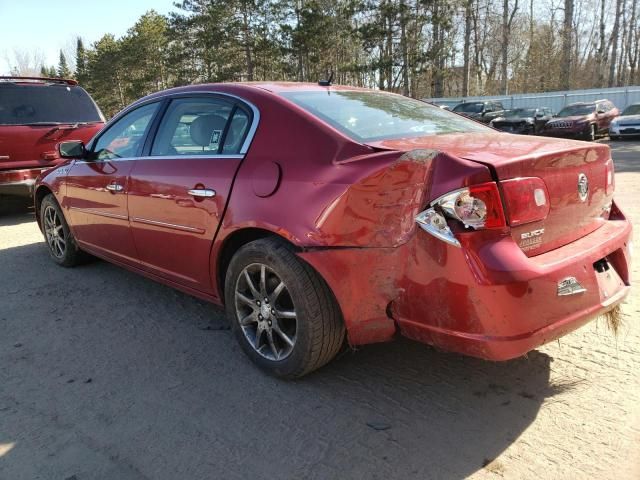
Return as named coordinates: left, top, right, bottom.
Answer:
left=424, top=86, right=640, bottom=112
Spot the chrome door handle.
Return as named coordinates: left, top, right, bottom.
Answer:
left=188, top=188, right=216, bottom=198
left=106, top=183, right=124, bottom=192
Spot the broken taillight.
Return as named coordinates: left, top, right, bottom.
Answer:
left=415, top=178, right=551, bottom=246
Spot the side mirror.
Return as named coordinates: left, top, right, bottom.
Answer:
left=58, top=140, right=86, bottom=159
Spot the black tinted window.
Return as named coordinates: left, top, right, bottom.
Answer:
left=0, top=83, right=102, bottom=125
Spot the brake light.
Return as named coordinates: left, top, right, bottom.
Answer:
left=415, top=181, right=507, bottom=247
left=605, top=159, right=615, bottom=194
left=500, top=177, right=550, bottom=226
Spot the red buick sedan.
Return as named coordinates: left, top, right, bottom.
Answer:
left=34, top=83, right=631, bottom=378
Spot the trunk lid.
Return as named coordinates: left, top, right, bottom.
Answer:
left=367, top=133, right=614, bottom=256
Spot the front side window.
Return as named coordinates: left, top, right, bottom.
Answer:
left=0, top=83, right=103, bottom=126
left=282, top=91, right=488, bottom=142
left=92, top=102, right=159, bottom=160
left=151, top=97, right=251, bottom=156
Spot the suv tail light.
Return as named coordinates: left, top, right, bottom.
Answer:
left=415, top=178, right=551, bottom=246
left=500, top=177, right=550, bottom=226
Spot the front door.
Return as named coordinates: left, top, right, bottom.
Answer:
left=65, top=102, right=161, bottom=265
left=127, top=96, right=253, bottom=292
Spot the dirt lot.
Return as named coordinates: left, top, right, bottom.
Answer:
left=1, top=141, right=639, bottom=480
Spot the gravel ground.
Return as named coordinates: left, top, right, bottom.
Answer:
left=0, top=141, right=638, bottom=480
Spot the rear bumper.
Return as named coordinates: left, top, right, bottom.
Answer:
left=0, top=167, right=47, bottom=197
left=299, top=203, right=632, bottom=360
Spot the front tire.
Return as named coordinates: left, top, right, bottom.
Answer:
left=225, top=238, right=345, bottom=378
left=40, top=194, right=84, bottom=267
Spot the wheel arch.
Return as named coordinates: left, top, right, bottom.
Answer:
left=214, top=227, right=301, bottom=302
left=34, top=185, right=54, bottom=231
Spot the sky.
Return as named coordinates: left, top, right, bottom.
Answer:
left=0, top=0, right=176, bottom=75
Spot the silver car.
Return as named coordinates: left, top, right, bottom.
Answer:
left=610, top=103, right=640, bottom=139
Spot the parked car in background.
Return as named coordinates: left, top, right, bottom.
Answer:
left=34, top=82, right=630, bottom=378
left=489, top=107, right=553, bottom=134
left=0, top=77, right=104, bottom=201
left=609, top=103, right=640, bottom=140
left=542, top=100, right=619, bottom=141
left=451, top=100, right=506, bottom=123
left=428, top=100, right=458, bottom=110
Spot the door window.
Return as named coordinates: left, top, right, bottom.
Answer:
left=150, top=97, right=251, bottom=156
left=91, top=102, right=160, bottom=160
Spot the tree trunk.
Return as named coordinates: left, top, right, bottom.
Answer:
left=609, top=0, right=623, bottom=87
left=462, top=0, right=472, bottom=97
left=561, top=0, right=573, bottom=90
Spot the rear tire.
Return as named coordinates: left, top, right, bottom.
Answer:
left=40, top=194, right=85, bottom=267
left=224, top=237, right=345, bottom=378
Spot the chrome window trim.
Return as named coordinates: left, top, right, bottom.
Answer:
left=104, top=90, right=260, bottom=155
left=74, top=154, right=245, bottom=164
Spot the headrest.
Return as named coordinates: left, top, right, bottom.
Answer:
left=190, top=114, right=228, bottom=147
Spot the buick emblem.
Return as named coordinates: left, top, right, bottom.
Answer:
left=577, top=173, right=589, bottom=202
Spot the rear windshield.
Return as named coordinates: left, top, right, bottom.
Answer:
left=622, top=104, right=640, bottom=116
left=0, top=83, right=103, bottom=125
left=281, top=91, right=488, bottom=142
left=557, top=104, right=595, bottom=117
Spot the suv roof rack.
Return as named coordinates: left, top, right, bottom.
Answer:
left=0, top=76, right=78, bottom=86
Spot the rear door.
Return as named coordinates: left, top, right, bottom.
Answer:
left=65, top=101, right=161, bottom=265
left=127, top=95, right=254, bottom=292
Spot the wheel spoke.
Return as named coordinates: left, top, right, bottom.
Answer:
left=239, top=311, right=257, bottom=326
left=259, top=265, right=267, bottom=296
left=243, top=270, right=260, bottom=300
left=266, top=330, right=279, bottom=360
left=273, top=324, right=294, bottom=348
left=269, top=281, right=285, bottom=304
left=254, top=326, right=264, bottom=350
left=236, top=291, right=255, bottom=308
left=275, top=309, right=296, bottom=319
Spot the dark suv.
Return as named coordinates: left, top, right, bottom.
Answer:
left=0, top=77, right=104, bottom=200
left=541, top=100, right=619, bottom=141
left=452, top=101, right=506, bottom=123
left=490, top=107, right=553, bottom=134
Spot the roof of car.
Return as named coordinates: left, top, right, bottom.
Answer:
left=0, top=76, right=78, bottom=86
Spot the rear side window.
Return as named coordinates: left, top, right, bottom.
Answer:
left=0, top=83, right=103, bottom=125
left=283, top=91, right=488, bottom=142
left=151, top=97, right=250, bottom=156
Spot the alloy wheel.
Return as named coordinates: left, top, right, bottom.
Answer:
left=43, top=205, right=66, bottom=259
left=234, top=263, right=297, bottom=361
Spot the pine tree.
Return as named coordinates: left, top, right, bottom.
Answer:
left=76, top=38, right=87, bottom=83
left=57, top=51, right=72, bottom=79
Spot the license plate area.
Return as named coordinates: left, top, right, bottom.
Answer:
left=593, top=258, right=625, bottom=303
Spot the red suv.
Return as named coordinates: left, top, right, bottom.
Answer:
left=542, top=100, right=619, bottom=141
left=0, top=77, right=104, bottom=201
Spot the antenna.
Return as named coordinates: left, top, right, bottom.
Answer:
left=318, top=71, right=334, bottom=87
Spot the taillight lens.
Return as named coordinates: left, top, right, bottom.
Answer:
left=438, top=182, right=506, bottom=229
left=415, top=181, right=506, bottom=247
left=500, top=177, right=550, bottom=226
left=605, top=159, right=615, bottom=194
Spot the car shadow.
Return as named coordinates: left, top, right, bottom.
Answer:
left=0, top=236, right=577, bottom=480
